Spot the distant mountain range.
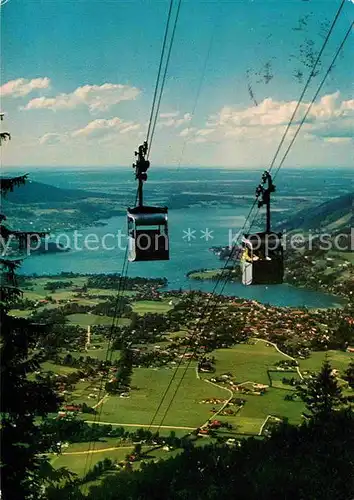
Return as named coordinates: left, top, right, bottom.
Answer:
left=277, top=192, right=353, bottom=233
left=2, top=180, right=112, bottom=204
left=2, top=179, right=353, bottom=236
left=1, top=180, right=124, bottom=233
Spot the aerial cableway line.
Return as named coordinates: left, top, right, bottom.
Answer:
left=83, top=0, right=182, bottom=481
left=148, top=11, right=352, bottom=433
left=128, top=0, right=182, bottom=262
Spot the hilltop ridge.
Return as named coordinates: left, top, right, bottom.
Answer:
left=276, top=192, right=353, bottom=233
left=1, top=179, right=113, bottom=204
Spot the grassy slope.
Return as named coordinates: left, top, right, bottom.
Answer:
left=46, top=341, right=353, bottom=434
left=132, top=300, right=174, bottom=315
left=67, top=314, right=130, bottom=327
left=52, top=442, right=179, bottom=477
left=53, top=341, right=353, bottom=478
left=200, top=342, right=306, bottom=434
left=299, top=350, right=352, bottom=374
left=277, top=192, right=353, bottom=232
left=96, top=366, right=227, bottom=428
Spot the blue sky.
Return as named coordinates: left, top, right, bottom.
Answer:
left=1, top=0, right=353, bottom=168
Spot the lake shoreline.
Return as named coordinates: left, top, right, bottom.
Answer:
left=186, top=267, right=348, bottom=309
left=19, top=269, right=346, bottom=311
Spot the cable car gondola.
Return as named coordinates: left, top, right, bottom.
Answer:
left=240, top=171, right=284, bottom=285
left=127, top=142, right=169, bottom=262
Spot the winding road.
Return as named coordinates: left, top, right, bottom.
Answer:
left=84, top=420, right=195, bottom=431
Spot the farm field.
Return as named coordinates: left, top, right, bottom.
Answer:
left=199, top=342, right=306, bottom=434
left=298, top=350, right=352, bottom=375
left=132, top=299, right=174, bottom=315
left=41, top=362, right=80, bottom=376
left=53, top=341, right=314, bottom=476
left=91, top=366, right=227, bottom=428
left=19, top=276, right=136, bottom=303
left=71, top=343, right=121, bottom=362
left=12, top=277, right=172, bottom=326
left=188, top=269, right=224, bottom=280
left=8, top=309, right=32, bottom=318
left=52, top=441, right=181, bottom=477
left=67, top=313, right=130, bottom=327
left=268, top=370, right=300, bottom=389
left=11, top=274, right=353, bottom=486
left=207, top=341, right=287, bottom=384
left=52, top=445, right=135, bottom=477
left=46, top=339, right=352, bottom=436
left=233, top=388, right=304, bottom=434
left=86, top=288, right=136, bottom=298
left=66, top=342, right=313, bottom=434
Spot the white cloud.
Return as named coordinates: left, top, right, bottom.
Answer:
left=195, top=128, right=215, bottom=136
left=323, top=137, right=352, bottom=144
left=160, top=111, right=180, bottom=119
left=189, top=136, right=207, bottom=144
left=39, top=132, right=65, bottom=146
left=23, top=83, right=140, bottom=113
left=1, top=77, right=50, bottom=97
left=71, top=117, right=141, bottom=139
left=204, top=91, right=354, bottom=143
left=36, top=91, right=352, bottom=165
left=179, top=127, right=197, bottom=137
left=120, top=123, right=141, bottom=134
left=159, top=112, right=192, bottom=128
left=38, top=116, right=141, bottom=145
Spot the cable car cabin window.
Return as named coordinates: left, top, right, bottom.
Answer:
left=241, top=232, right=283, bottom=285
left=127, top=207, right=169, bottom=262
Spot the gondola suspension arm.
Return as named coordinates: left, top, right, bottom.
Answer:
left=133, top=140, right=150, bottom=207
left=255, top=171, right=276, bottom=233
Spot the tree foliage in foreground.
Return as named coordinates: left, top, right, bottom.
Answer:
left=0, top=121, right=73, bottom=499
left=344, top=360, right=354, bottom=389
left=297, top=358, right=344, bottom=420
left=52, top=409, right=354, bottom=500
left=49, top=359, right=354, bottom=500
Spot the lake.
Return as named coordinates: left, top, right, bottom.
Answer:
left=17, top=166, right=352, bottom=308
left=21, top=210, right=346, bottom=309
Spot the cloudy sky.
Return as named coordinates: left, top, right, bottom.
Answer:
left=1, top=0, right=353, bottom=168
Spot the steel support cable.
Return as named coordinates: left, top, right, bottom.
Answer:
left=147, top=0, right=182, bottom=159
left=154, top=203, right=261, bottom=432
left=146, top=0, right=176, bottom=145
left=82, top=190, right=138, bottom=482
left=82, top=266, right=130, bottom=485
left=84, top=197, right=137, bottom=468
left=267, top=0, right=347, bottom=175
left=148, top=198, right=259, bottom=431
left=272, top=22, right=353, bottom=181
left=155, top=22, right=354, bottom=426
left=140, top=0, right=350, bottom=436
left=151, top=5, right=351, bottom=429
left=175, top=16, right=217, bottom=171
left=83, top=255, right=130, bottom=487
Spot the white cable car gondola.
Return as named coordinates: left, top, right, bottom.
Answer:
left=127, top=205, right=169, bottom=262
left=127, top=141, right=170, bottom=262
left=241, top=231, right=283, bottom=285
left=240, top=171, right=284, bottom=285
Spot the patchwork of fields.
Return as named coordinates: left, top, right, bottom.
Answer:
left=10, top=276, right=353, bottom=480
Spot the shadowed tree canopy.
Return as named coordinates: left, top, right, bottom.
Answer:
left=297, top=358, right=344, bottom=420
left=54, top=410, right=354, bottom=500
left=0, top=114, right=72, bottom=499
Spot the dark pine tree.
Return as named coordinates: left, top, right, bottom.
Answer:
left=298, top=358, right=344, bottom=420
left=0, top=114, right=70, bottom=499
